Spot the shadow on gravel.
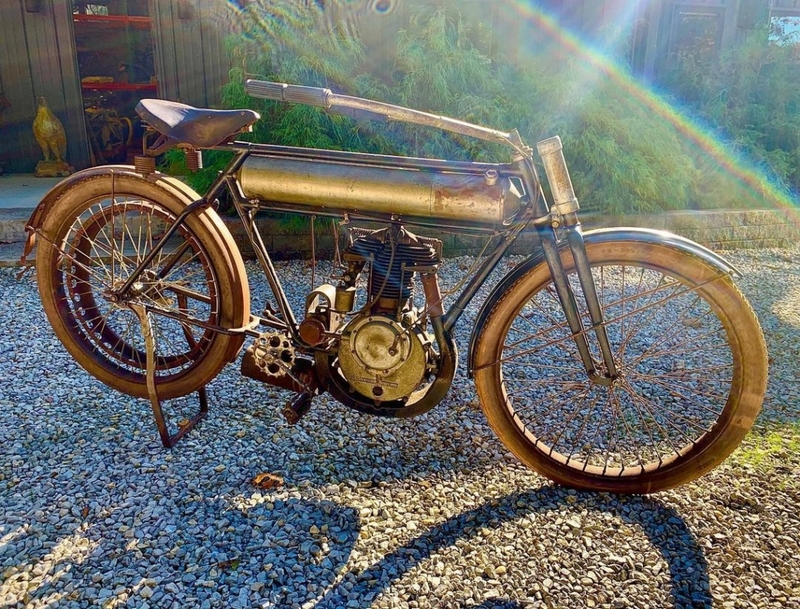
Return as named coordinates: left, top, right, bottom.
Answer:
left=9, top=497, right=362, bottom=608
left=312, top=487, right=709, bottom=608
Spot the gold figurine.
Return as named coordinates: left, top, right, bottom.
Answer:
left=33, top=96, right=73, bottom=177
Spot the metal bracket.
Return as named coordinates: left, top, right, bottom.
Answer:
left=129, top=303, right=208, bottom=448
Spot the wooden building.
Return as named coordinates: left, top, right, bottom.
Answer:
left=1, top=0, right=799, bottom=174
left=0, top=0, right=233, bottom=174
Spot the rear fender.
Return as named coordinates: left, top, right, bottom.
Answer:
left=25, top=165, right=250, bottom=363
left=25, top=165, right=216, bottom=241
left=466, top=227, right=741, bottom=377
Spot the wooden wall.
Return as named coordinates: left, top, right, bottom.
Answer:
left=0, top=0, right=233, bottom=175
left=148, top=0, right=234, bottom=107
left=0, top=0, right=88, bottom=174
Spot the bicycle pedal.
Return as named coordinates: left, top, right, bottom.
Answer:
left=281, top=391, right=313, bottom=425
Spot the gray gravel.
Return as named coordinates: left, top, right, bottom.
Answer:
left=1, top=246, right=799, bottom=609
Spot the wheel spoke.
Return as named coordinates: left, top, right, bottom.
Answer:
left=48, top=195, right=220, bottom=382
left=620, top=378, right=709, bottom=443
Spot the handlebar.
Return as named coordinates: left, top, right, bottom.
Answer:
left=245, top=78, right=530, bottom=157
left=245, top=80, right=331, bottom=108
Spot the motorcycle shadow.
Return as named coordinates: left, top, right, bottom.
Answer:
left=239, top=487, right=710, bottom=608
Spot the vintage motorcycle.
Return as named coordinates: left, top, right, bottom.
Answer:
left=22, top=80, right=768, bottom=493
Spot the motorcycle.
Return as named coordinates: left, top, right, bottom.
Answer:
left=21, top=80, right=768, bottom=493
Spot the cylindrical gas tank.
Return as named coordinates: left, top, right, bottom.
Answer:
left=237, top=155, right=523, bottom=226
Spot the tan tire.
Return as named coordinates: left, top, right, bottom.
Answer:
left=473, top=240, right=767, bottom=493
left=36, top=173, right=248, bottom=400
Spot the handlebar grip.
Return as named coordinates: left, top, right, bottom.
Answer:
left=245, top=79, right=331, bottom=108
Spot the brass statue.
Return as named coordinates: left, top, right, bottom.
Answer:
left=33, top=96, right=73, bottom=177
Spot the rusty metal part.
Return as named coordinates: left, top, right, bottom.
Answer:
left=241, top=349, right=317, bottom=395
left=184, top=148, right=203, bottom=172
left=536, top=136, right=580, bottom=220
left=421, top=272, right=444, bottom=318
left=315, top=317, right=456, bottom=418
left=305, top=284, right=337, bottom=314
left=337, top=312, right=430, bottom=403
left=299, top=317, right=326, bottom=346
left=249, top=331, right=295, bottom=377
left=237, top=155, right=523, bottom=226
left=134, top=154, right=156, bottom=176
left=334, top=286, right=356, bottom=313
left=300, top=283, right=343, bottom=345
left=344, top=226, right=442, bottom=316
left=282, top=392, right=313, bottom=425
left=129, top=303, right=208, bottom=448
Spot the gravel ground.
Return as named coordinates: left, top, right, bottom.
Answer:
left=1, top=245, right=799, bottom=609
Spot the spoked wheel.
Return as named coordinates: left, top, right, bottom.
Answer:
left=36, top=174, right=248, bottom=399
left=473, top=239, right=767, bottom=493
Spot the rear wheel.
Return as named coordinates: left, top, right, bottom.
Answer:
left=36, top=174, right=247, bottom=399
left=473, top=240, right=767, bottom=493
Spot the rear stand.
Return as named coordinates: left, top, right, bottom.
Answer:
left=130, top=304, right=208, bottom=448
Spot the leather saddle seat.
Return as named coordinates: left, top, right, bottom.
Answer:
left=136, top=99, right=260, bottom=148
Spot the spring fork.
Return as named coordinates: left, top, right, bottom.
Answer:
left=566, top=224, right=618, bottom=378
left=538, top=226, right=598, bottom=378
left=536, top=136, right=618, bottom=381
left=538, top=224, right=620, bottom=382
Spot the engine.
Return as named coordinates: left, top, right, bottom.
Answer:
left=298, top=226, right=441, bottom=405
left=241, top=224, right=455, bottom=418
left=335, top=226, right=442, bottom=402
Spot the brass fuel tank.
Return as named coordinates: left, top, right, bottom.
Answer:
left=237, top=155, right=523, bottom=226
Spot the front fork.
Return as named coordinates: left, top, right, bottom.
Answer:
left=535, top=136, right=619, bottom=383
left=539, top=224, right=619, bottom=383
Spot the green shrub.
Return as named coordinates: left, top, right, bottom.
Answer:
left=167, top=2, right=794, bottom=214
left=658, top=25, right=800, bottom=205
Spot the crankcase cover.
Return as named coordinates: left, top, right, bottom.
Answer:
left=337, top=314, right=428, bottom=402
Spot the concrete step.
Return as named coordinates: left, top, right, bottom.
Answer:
left=0, top=174, right=60, bottom=212
left=0, top=174, right=60, bottom=267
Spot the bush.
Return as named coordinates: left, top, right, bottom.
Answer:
left=658, top=24, right=800, bottom=205
left=169, top=2, right=793, bottom=214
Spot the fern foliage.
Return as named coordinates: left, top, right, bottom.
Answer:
left=168, top=2, right=794, bottom=214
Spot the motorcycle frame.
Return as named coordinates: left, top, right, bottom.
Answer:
left=21, top=81, right=765, bottom=483
left=111, top=136, right=617, bottom=382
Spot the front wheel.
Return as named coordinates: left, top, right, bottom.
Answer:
left=473, top=239, right=767, bottom=493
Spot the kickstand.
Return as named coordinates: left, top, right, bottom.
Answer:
left=130, top=303, right=208, bottom=448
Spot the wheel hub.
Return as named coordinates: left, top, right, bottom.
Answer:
left=589, top=368, right=623, bottom=387
left=104, top=270, right=174, bottom=307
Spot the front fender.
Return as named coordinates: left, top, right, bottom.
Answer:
left=466, top=227, right=741, bottom=378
